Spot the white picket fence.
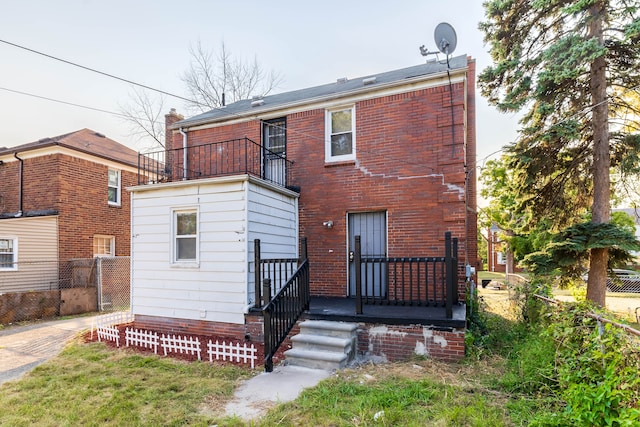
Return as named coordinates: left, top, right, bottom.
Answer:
left=207, top=340, right=257, bottom=368
left=93, top=310, right=134, bottom=345
left=91, top=313, right=258, bottom=367
left=161, top=334, right=202, bottom=360
left=126, top=327, right=159, bottom=354
left=97, top=325, right=121, bottom=346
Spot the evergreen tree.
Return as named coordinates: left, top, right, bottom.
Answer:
left=479, top=1, right=640, bottom=306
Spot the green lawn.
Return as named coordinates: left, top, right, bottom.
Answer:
left=0, top=341, right=252, bottom=426
left=0, top=338, right=551, bottom=426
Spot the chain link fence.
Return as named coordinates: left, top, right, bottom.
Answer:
left=96, top=257, right=130, bottom=311
left=0, top=257, right=130, bottom=325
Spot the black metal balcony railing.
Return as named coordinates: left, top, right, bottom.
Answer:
left=138, top=137, right=293, bottom=188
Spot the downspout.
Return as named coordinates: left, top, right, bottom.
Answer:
left=14, top=152, right=23, bottom=217
left=179, top=128, right=188, bottom=181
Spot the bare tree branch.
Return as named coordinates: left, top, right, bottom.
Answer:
left=118, top=87, right=166, bottom=150
left=181, top=40, right=283, bottom=114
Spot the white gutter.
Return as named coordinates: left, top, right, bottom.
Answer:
left=179, top=128, right=188, bottom=181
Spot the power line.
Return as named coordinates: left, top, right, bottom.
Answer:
left=0, top=86, right=163, bottom=125
left=0, top=38, right=205, bottom=107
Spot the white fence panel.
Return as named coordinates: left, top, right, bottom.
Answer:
left=207, top=340, right=257, bottom=368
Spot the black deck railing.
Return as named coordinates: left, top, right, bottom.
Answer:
left=254, top=239, right=305, bottom=308
left=137, top=137, right=293, bottom=188
left=254, top=238, right=309, bottom=372
left=262, top=258, right=310, bottom=372
left=354, top=232, right=459, bottom=318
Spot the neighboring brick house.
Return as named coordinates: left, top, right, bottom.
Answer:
left=0, top=129, right=139, bottom=293
left=130, top=55, right=477, bottom=364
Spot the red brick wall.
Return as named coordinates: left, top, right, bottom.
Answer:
left=357, top=324, right=465, bottom=362
left=174, top=71, right=477, bottom=299
left=132, top=315, right=463, bottom=362
left=56, top=155, right=134, bottom=259
left=0, top=153, right=134, bottom=259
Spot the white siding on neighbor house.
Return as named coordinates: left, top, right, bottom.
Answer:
left=247, top=181, right=299, bottom=305
left=131, top=176, right=298, bottom=325
left=0, top=215, right=58, bottom=293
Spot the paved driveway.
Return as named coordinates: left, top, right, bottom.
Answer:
left=0, top=316, right=95, bottom=386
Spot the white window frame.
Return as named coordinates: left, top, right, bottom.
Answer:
left=108, top=169, right=121, bottom=206
left=93, top=235, right=115, bottom=257
left=171, top=207, right=199, bottom=266
left=325, top=106, right=356, bottom=163
left=0, top=237, right=18, bottom=271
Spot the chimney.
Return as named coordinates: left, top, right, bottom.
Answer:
left=164, top=108, right=184, bottom=151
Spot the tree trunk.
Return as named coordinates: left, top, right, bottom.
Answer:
left=586, top=2, right=610, bottom=307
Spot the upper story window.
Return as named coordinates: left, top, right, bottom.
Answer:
left=325, top=106, right=356, bottom=162
left=0, top=238, right=17, bottom=271
left=108, top=169, right=121, bottom=206
left=173, top=208, right=198, bottom=264
left=93, top=235, right=115, bottom=257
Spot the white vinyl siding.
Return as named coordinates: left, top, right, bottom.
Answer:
left=247, top=181, right=298, bottom=305
left=130, top=177, right=298, bottom=325
left=0, top=216, right=58, bottom=293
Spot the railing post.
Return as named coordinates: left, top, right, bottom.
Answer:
left=254, top=239, right=261, bottom=309
left=355, top=236, right=363, bottom=315
left=262, top=278, right=272, bottom=308
left=263, top=303, right=273, bottom=372
left=300, top=237, right=309, bottom=310
left=300, top=237, right=308, bottom=263
left=453, top=237, right=459, bottom=305
left=445, top=232, right=453, bottom=319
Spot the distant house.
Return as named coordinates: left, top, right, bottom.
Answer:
left=0, top=129, right=139, bottom=294
left=130, top=56, right=477, bottom=366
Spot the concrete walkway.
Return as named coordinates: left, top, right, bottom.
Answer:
left=224, top=365, right=332, bottom=420
left=0, top=316, right=95, bottom=386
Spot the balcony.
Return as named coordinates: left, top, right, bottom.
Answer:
left=138, top=137, right=293, bottom=189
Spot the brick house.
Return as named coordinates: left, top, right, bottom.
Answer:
left=0, top=129, right=139, bottom=295
left=130, top=56, right=477, bottom=367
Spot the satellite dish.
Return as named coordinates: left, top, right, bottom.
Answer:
left=434, top=22, right=457, bottom=55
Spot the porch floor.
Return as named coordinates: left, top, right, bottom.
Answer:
left=304, top=297, right=466, bottom=329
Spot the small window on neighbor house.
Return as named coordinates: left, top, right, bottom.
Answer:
left=93, top=235, right=115, bottom=257
left=325, top=106, right=356, bottom=162
left=0, top=238, right=17, bottom=271
left=173, top=209, right=198, bottom=263
left=108, top=169, right=121, bottom=206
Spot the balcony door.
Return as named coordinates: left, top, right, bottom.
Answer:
left=262, top=118, right=287, bottom=186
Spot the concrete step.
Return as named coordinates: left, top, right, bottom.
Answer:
left=298, top=320, right=358, bottom=339
left=290, top=333, right=353, bottom=354
left=284, top=348, right=349, bottom=370
left=284, top=320, right=359, bottom=370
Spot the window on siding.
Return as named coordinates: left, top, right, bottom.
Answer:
left=325, top=106, right=356, bottom=162
left=174, top=209, right=198, bottom=263
left=0, top=238, right=17, bottom=271
left=93, top=235, right=115, bottom=257
left=108, top=169, right=121, bottom=206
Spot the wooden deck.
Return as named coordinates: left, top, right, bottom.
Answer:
left=304, top=297, right=466, bottom=328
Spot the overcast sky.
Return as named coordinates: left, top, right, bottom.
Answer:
left=0, top=0, right=520, bottom=166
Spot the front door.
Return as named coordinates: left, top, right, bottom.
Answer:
left=348, top=211, right=387, bottom=297
left=262, top=118, right=286, bottom=186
